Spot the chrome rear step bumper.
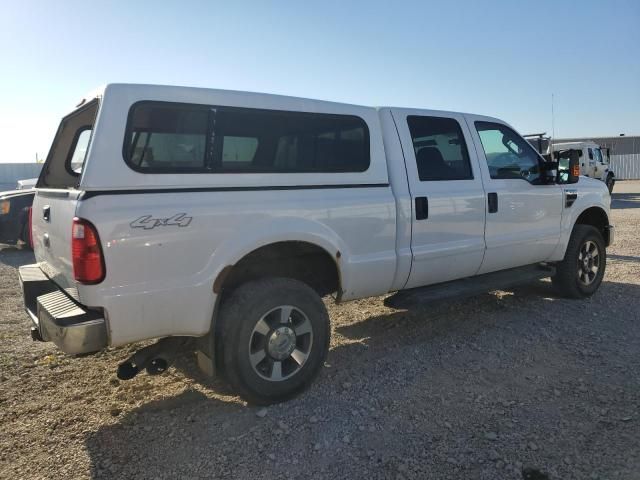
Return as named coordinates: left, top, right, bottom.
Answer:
left=18, top=264, right=107, bottom=355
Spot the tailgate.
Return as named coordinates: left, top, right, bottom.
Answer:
left=32, top=192, right=79, bottom=290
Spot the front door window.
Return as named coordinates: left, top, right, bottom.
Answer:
left=475, top=122, right=543, bottom=184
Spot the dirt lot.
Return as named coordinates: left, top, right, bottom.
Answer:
left=1, top=182, right=639, bottom=480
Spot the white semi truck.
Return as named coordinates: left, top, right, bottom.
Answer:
left=525, top=134, right=615, bottom=193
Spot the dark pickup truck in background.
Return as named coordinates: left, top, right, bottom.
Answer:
left=0, top=189, right=34, bottom=248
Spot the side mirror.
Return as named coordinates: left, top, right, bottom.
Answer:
left=556, top=149, right=580, bottom=184
left=567, top=150, right=580, bottom=184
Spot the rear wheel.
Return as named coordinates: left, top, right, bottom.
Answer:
left=553, top=225, right=606, bottom=298
left=216, top=277, right=330, bottom=405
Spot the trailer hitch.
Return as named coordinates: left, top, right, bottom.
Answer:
left=117, top=337, right=195, bottom=380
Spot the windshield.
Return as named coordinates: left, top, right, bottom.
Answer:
left=593, top=148, right=603, bottom=164
left=38, top=100, right=99, bottom=188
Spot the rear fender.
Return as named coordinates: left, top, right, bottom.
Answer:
left=206, top=216, right=349, bottom=298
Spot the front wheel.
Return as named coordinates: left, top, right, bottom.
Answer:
left=552, top=225, right=606, bottom=298
left=216, top=277, right=330, bottom=405
left=606, top=175, right=615, bottom=194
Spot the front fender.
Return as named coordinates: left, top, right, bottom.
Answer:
left=549, top=179, right=611, bottom=261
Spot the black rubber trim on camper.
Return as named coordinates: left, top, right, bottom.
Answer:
left=79, top=183, right=391, bottom=200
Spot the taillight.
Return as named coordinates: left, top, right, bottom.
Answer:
left=72, top=217, right=105, bottom=284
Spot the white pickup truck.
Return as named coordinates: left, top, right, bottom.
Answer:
left=20, top=84, right=613, bottom=404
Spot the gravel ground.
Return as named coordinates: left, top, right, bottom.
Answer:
left=1, top=181, right=639, bottom=480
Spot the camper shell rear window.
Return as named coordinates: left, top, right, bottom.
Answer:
left=38, top=100, right=99, bottom=188
left=123, top=101, right=370, bottom=174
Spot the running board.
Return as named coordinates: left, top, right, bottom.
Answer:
left=384, top=264, right=556, bottom=309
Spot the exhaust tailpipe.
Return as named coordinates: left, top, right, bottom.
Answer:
left=116, top=337, right=194, bottom=380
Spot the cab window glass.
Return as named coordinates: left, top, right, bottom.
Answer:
left=475, top=122, right=542, bottom=183
left=407, top=116, right=473, bottom=181
left=593, top=148, right=603, bottom=163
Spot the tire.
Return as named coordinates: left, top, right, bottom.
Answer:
left=216, top=277, right=330, bottom=405
left=552, top=225, right=606, bottom=298
left=19, top=207, right=32, bottom=250
left=20, top=220, right=32, bottom=250
left=606, top=175, right=615, bottom=194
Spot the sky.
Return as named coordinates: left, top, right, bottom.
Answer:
left=0, top=0, right=638, bottom=163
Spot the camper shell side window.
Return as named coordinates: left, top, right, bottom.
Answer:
left=123, top=101, right=371, bottom=174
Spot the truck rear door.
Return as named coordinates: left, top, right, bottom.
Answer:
left=33, top=100, right=99, bottom=291
left=390, top=109, right=487, bottom=288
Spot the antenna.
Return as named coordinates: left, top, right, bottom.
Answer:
left=551, top=93, right=556, bottom=141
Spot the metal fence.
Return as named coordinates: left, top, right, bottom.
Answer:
left=0, top=163, right=42, bottom=191
left=610, top=153, right=640, bottom=180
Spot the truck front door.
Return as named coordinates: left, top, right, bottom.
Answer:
left=391, top=110, right=486, bottom=289
left=466, top=117, right=563, bottom=273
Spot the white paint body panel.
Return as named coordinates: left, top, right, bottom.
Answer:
left=30, top=84, right=612, bottom=347
left=74, top=188, right=397, bottom=345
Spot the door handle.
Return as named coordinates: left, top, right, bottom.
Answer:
left=488, top=193, right=498, bottom=213
left=415, top=197, right=428, bottom=220
left=42, top=205, right=51, bottom=222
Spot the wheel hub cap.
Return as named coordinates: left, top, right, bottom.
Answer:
left=248, top=305, right=314, bottom=382
left=267, top=326, right=297, bottom=360
left=578, top=240, right=600, bottom=286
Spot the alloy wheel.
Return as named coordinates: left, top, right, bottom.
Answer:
left=577, top=240, right=600, bottom=286
left=248, top=305, right=313, bottom=381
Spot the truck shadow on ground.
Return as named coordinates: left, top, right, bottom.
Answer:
left=611, top=192, right=640, bottom=209
left=609, top=253, right=640, bottom=263
left=83, top=278, right=639, bottom=479
left=0, top=245, right=34, bottom=267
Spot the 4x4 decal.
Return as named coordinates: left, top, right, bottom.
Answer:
left=130, top=213, right=192, bottom=230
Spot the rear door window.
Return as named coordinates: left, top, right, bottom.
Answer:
left=407, top=116, right=473, bottom=181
